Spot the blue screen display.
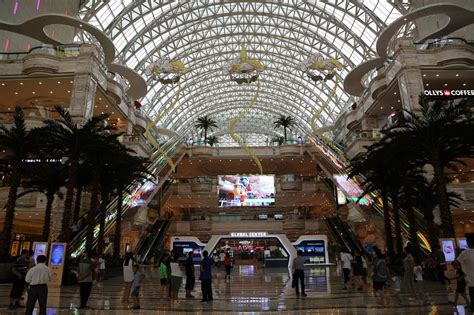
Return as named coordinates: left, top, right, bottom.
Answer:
left=50, top=244, right=65, bottom=266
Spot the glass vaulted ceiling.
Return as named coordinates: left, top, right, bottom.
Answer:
left=79, top=1, right=404, bottom=145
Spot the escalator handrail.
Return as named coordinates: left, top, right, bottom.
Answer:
left=137, top=217, right=173, bottom=264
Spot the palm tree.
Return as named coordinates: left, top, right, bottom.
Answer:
left=83, top=133, right=124, bottom=252
left=72, top=165, right=92, bottom=224
left=348, top=145, right=395, bottom=257
left=195, top=116, right=217, bottom=145
left=39, top=107, right=110, bottom=242
left=273, top=115, right=296, bottom=143
left=111, top=152, right=150, bottom=257
left=207, top=135, right=219, bottom=147
left=21, top=161, right=66, bottom=241
left=389, top=96, right=474, bottom=237
left=0, top=107, right=38, bottom=260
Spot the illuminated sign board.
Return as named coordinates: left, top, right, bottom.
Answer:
left=230, top=232, right=268, bottom=237
left=424, top=89, right=474, bottom=97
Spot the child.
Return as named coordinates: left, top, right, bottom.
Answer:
left=131, top=264, right=145, bottom=310
left=159, top=254, right=170, bottom=300
left=451, top=261, right=470, bottom=307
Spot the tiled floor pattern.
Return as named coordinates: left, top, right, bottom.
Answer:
left=0, top=264, right=469, bottom=314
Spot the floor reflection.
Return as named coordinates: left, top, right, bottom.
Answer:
left=0, top=265, right=463, bottom=314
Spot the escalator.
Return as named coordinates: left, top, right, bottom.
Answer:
left=68, top=135, right=187, bottom=258
left=134, top=217, right=173, bottom=264
left=306, top=133, right=432, bottom=254
left=325, top=215, right=363, bottom=253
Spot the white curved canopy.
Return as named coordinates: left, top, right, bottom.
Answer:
left=79, top=1, right=404, bottom=145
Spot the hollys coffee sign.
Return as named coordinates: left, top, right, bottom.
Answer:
left=424, top=89, right=474, bottom=96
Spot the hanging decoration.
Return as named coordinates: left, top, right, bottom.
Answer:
left=228, top=82, right=263, bottom=174
left=146, top=57, right=188, bottom=84
left=310, top=77, right=347, bottom=164
left=145, top=85, right=181, bottom=170
left=223, top=45, right=264, bottom=84
left=300, top=53, right=343, bottom=82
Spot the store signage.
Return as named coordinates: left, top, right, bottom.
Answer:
left=424, top=89, right=474, bottom=96
left=230, top=232, right=268, bottom=237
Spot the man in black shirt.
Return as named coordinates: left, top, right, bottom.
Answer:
left=9, top=250, right=30, bottom=309
left=184, top=251, right=195, bottom=298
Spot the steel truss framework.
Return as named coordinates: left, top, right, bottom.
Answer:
left=80, top=0, right=403, bottom=146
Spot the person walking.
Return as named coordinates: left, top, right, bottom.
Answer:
left=402, top=246, right=416, bottom=298
left=457, top=233, right=474, bottom=312
left=292, top=250, right=306, bottom=297
left=131, top=264, right=145, bottom=310
left=224, top=252, right=232, bottom=280
left=98, top=254, right=106, bottom=281
left=122, top=252, right=134, bottom=303
left=159, top=254, right=170, bottom=300
left=340, top=250, right=353, bottom=290
left=170, top=255, right=183, bottom=303
left=435, top=244, right=450, bottom=285
left=25, top=255, right=52, bottom=315
left=184, top=252, right=195, bottom=298
left=78, top=251, right=93, bottom=309
left=372, top=249, right=388, bottom=305
left=450, top=260, right=470, bottom=307
left=8, top=249, right=30, bottom=309
left=200, top=250, right=213, bottom=303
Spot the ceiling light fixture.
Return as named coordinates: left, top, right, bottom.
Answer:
left=38, top=81, right=42, bottom=85
left=436, top=74, right=439, bottom=77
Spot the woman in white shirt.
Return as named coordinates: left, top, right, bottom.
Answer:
left=122, top=252, right=134, bottom=303
left=170, top=256, right=183, bottom=303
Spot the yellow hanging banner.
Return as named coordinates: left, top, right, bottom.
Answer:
left=228, top=82, right=263, bottom=174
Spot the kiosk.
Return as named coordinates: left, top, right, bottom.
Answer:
left=48, top=242, right=67, bottom=287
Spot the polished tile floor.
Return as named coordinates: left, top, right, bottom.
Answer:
left=0, top=264, right=468, bottom=314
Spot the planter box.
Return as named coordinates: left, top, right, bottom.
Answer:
left=191, top=182, right=213, bottom=192
left=279, top=144, right=302, bottom=156
left=191, top=146, right=214, bottom=157
left=280, top=180, right=302, bottom=191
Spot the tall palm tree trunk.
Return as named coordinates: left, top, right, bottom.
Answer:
left=42, top=192, right=55, bottom=242
left=0, top=173, right=20, bottom=259
left=204, top=128, right=208, bottom=145
left=406, top=206, right=420, bottom=260
left=432, top=157, right=455, bottom=237
left=382, top=192, right=394, bottom=257
left=72, top=186, right=83, bottom=224
left=283, top=127, right=287, bottom=143
left=390, top=193, right=403, bottom=255
left=60, top=157, right=78, bottom=241
left=86, top=173, right=100, bottom=252
left=97, top=188, right=108, bottom=254
left=113, top=187, right=123, bottom=258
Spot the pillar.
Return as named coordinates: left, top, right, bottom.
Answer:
left=395, top=38, right=424, bottom=113
left=69, top=74, right=97, bottom=124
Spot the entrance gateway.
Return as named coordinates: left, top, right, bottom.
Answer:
left=171, top=233, right=329, bottom=269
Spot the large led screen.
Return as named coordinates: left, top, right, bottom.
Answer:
left=218, top=175, right=275, bottom=207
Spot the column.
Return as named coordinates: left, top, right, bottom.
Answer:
left=395, top=38, right=424, bottom=113
left=69, top=74, right=97, bottom=124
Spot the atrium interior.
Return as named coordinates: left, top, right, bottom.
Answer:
left=0, top=1, right=473, bottom=314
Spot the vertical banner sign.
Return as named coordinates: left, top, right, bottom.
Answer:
left=48, top=242, right=67, bottom=287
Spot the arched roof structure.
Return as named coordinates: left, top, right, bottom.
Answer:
left=79, top=1, right=404, bottom=144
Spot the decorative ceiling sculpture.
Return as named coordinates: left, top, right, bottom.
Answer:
left=300, top=54, right=344, bottom=82
left=145, top=57, right=188, bottom=84
left=223, top=45, right=264, bottom=84
left=79, top=1, right=405, bottom=143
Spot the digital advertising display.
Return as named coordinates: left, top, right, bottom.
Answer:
left=32, top=242, right=47, bottom=264
left=334, top=174, right=371, bottom=205
left=459, top=239, right=468, bottom=250
left=441, top=239, right=456, bottom=262
left=50, top=244, right=66, bottom=266
left=218, top=175, right=275, bottom=207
